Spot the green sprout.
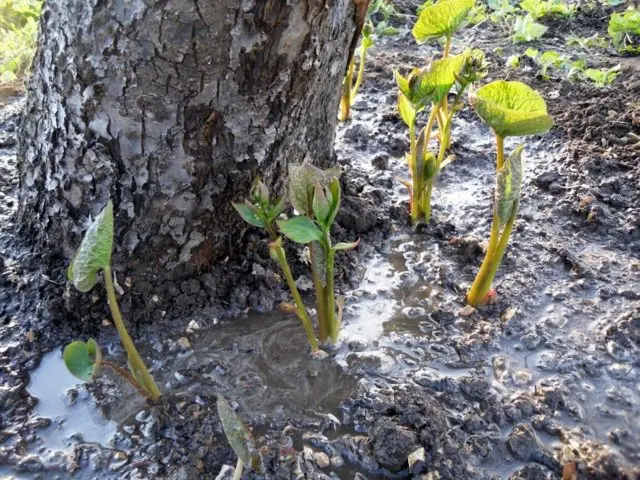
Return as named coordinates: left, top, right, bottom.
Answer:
left=512, top=14, right=547, bottom=43
left=339, top=22, right=375, bottom=122
left=608, top=7, right=640, bottom=55
left=466, top=81, right=553, bottom=306
left=583, top=64, right=621, bottom=87
left=64, top=201, right=161, bottom=402
left=233, top=166, right=358, bottom=347
left=368, top=0, right=400, bottom=36
left=519, top=0, right=574, bottom=19
left=233, top=179, right=318, bottom=351
left=397, top=48, right=487, bottom=226
left=217, top=396, right=262, bottom=479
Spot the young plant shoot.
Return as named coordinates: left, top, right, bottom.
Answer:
left=278, top=164, right=359, bottom=344
left=339, top=21, right=374, bottom=122
left=217, top=395, right=261, bottom=479
left=466, top=81, right=553, bottom=306
left=64, top=201, right=161, bottom=401
left=396, top=49, right=487, bottom=226
left=233, top=180, right=318, bottom=351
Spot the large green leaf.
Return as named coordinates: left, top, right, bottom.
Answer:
left=288, top=163, right=341, bottom=216
left=413, top=0, right=475, bottom=43
left=217, top=396, right=252, bottom=465
left=469, top=80, right=553, bottom=137
left=277, top=216, right=324, bottom=244
left=67, top=200, right=114, bottom=292
left=495, top=145, right=524, bottom=227
left=63, top=339, right=101, bottom=382
left=412, top=52, right=469, bottom=104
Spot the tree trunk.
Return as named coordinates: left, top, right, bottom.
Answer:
left=17, top=0, right=356, bottom=282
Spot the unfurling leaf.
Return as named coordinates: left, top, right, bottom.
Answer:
left=63, top=339, right=101, bottom=382
left=423, top=151, right=438, bottom=181
left=470, top=80, right=553, bottom=137
left=217, top=396, right=253, bottom=465
left=312, top=183, right=333, bottom=227
left=411, top=52, right=469, bottom=104
left=277, top=216, right=324, bottom=244
left=398, top=92, right=416, bottom=127
left=289, top=163, right=342, bottom=215
left=250, top=178, right=270, bottom=207
left=233, top=201, right=266, bottom=229
left=413, top=0, right=475, bottom=43
left=67, top=201, right=114, bottom=292
left=333, top=239, right=361, bottom=251
left=495, top=144, right=524, bottom=227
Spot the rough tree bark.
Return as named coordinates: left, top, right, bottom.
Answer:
left=17, top=0, right=356, bottom=283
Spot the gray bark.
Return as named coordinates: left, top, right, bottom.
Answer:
left=18, top=0, right=356, bottom=280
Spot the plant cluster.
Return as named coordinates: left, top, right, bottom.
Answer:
left=340, top=21, right=375, bottom=122
left=0, top=0, right=42, bottom=83
left=608, top=7, right=640, bottom=55
left=234, top=165, right=358, bottom=350
left=396, top=0, right=487, bottom=226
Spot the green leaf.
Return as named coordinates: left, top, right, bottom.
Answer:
left=495, top=145, right=524, bottom=227
left=398, top=92, right=416, bottom=127
left=413, top=0, right=476, bottom=43
left=217, top=396, right=253, bottom=465
left=470, top=80, right=553, bottom=137
left=233, top=201, right=266, bottom=229
left=326, top=177, right=341, bottom=228
left=608, top=9, right=640, bottom=52
left=312, top=183, right=333, bottom=227
left=266, top=197, right=285, bottom=223
left=512, top=14, right=548, bottom=43
left=68, top=201, right=114, bottom=292
left=63, top=339, right=101, bottom=382
left=277, top=216, right=324, bottom=244
left=333, top=239, right=361, bottom=251
left=411, top=52, right=469, bottom=104
left=288, top=163, right=341, bottom=215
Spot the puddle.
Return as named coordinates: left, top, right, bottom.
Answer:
left=172, top=313, right=358, bottom=424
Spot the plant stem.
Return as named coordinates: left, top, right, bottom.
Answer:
left=309, top=246, right=328, bottom=343
left=443, top=35, right=452, bottom=58
left=232, top=458, right=244, bottom=480
left=103, top=267, right=161, bottom=401
left=466, top=135, right=511, bottom=307
left=411, top=103, right=440, bottom=225
left=273, top=244, right=318, bottom=351
left=338, top=57, right=356, bottom=122
left=100, top=360, right=154, bottom=401
left=351, top=47, right=368, bottom=99
left=324, top=238, right=337, bottom=343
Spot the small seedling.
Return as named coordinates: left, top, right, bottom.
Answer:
left=217, top=396, right=261, bottom=479
left=582, top=64, right=621, bottom=87
left=397, top=48, right=487, bottom=225
left=566, top=34, right=609, bottom=50
left=64, top=201, right=161, bottom=401
left=512, top=14, right=548, bottom=43
left=234, top=166, right=358, bottom=346
left=368, top=0, right=400, bottom=36
left=466, top=81, right=553, bottom=306
left=278, top=164, right=359, bottom=344
left=519, top=0, right=574, bottom=19
left=339, top=22, right=375, bottom=122
left=608, top=7, right=640, bottom=55
left=233, top=179, right=318, bottom=351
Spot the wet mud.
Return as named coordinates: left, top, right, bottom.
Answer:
left=1, top=1, right=640, bottom=479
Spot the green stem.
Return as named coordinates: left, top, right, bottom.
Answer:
left=100, top=359, right=154, bottom=401
left=232, top=458, right=244, bottom=480
left=324, top=236, right=337, bottom=343
left=443, top=35, right=452, bottom=58
left=309, top=246, right=328, bottom=343
left=103, top=267, right=161, bottom=401
left=273, top=244, right=318, bottom=351
left=496, top=135, right=505, bottom=170
left=350, top=47, right=368, bottom=100
left=411, top=104, right=440, bottom=225
left=338, top=57, right=356, bottom=122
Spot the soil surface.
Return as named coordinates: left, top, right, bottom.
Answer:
left=1, top=1, right=640, bottom=479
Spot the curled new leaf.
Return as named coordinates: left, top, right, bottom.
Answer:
left=277, top=216, right=324, bottom=244
left=333, top=239, right=360, bottom=251
left=67, top=201, right=114, bottom=292
left=413, top=0, right=475, bottom=44
left=495, top=145, right=524, bottom=227
left=63, top=339, right=101, bottom=382
left=233, top=201, right=266, bottom=228
left=289, top=163, right=342, bottom=215
left=217, top=396, right=252, bottom=465
left=470, top=80, right=553, bottom=137
left=398, top=92, right=416, bottom=127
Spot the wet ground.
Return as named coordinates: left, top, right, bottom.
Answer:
left=1, top=1, right=640, bottom=479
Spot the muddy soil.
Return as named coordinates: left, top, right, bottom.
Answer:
left=1, top=1, right=640, bottom=479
